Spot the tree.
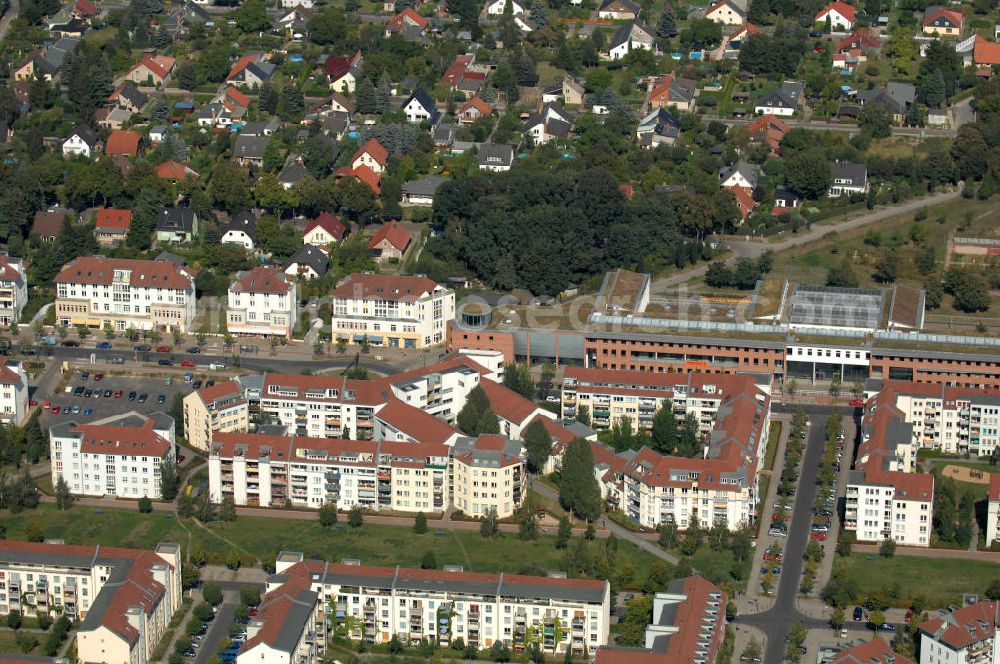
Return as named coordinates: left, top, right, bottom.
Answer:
left=233, top=0, right=270, bottom=32
left=559, top=438, right=602, bottom=520
left=160, top=457, right=180, bottom=500
left=556, top=515, right=572, bottom=549
left=831, top=606, right=845, bottom=629
left=457, top=385, right=490, bottom=434
left=7, top=611, right=21, bottom=629
left=54, top=476, right=73, bottom=511
left=355, top=78, right=378, bottom=115
left=870, top=609, right=886, bottom=629
left=220, top=496, right=237, bottom=522
left=202, top=583, right=223, bottom=606
left=523, top=418, right=552, bottom=473
left=348, top=504, right=364, bottom=527
left=420, top=550, right=437, bottom=569
left=827, top=257, right=859, bottom=288
left=414, top=511, right=428, bottom=534
left=278, top=83, right=305, bottom=122
left=859, top=102, right=892, bottom=138
left=785, top=153, right=832, bottom=199
left=210, top=162, right=252, bottom=212
left=480, top=506, right=500, bottom=538
left=138, top=496, right=153, bottom=513
left=879, top=538, right=896, bottom=557
left=650, top=401, right=679, bottom=454
left=576, top=404, right=590, bottom=426
left=501, top=363, right=534, bottom=398
left=872, top=250, right=899, bottom=283
left=658, top=521, right=678, bottom=549
left=319, top=502, right=338, bottom=526
left=519, top=504, right=538, bottom=540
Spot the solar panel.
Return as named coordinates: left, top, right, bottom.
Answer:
left=788, top=286, right=885, bottom=330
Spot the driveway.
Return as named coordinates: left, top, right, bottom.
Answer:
left=194, top=590, right=239, bottom=664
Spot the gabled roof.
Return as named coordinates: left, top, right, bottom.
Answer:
left=157, top=207, right=196, bottom=233
left=155, top=160, right=198, bottom=180
left=351, top=164, right=382, bottom=195
left=923, top=5, right=963, bottom=28
left=719, top=160, right=758, bottom=188
left=226, top=52, right=264, bottom=81
left=458, top=96, right=492, bottom=117
left=402, top=175, right=448, bottom=197
left=706, top=0, right=745, bottom=17
left=278, top=160, right=309, bottom=185
left=649, top=74, right=696, bottom=105
left=831, top=160, right=867, bottom=186
left=368, top=220, right=413, bottom=253
left=106, top=130, right=141, bottom=156
left=351, top=138, right=389, bottom=166
left=330, top=273, right=441, bottom=302
left=974, top=35, right=1000, bottom=66
left=815, top=1, right=856, bottom=22
left=67, top=123, right=98, bottom=147
left=96, top=208, right=133, bottom=231
left=224, top=211, right=258, bottom=239
left=403, top=88, right=436, bottom=114
left=304, top=212, right=346, bottom=241
left=224, top=86, right=250, bottom=109
left=599, top=0, right=640, bottom=12
left=478, top=142, right=514, bottom=166
left=55, top=257, right=193, bottom=289
left=233, top=134, right=269, bottom=160
left=231, top=266, right=293, bottom=295
left=832, top=637, right=912, bottom=664
left=837, top=27, right=881, bottom=52
left=285, top=244, right=329, bottom=276
left=387, top=7, right=428, bottom=31
left=917, top=602, right=998, bottom=650
left=126, top=54, right=176, bottom=80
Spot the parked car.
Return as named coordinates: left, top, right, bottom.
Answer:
left=181, top=360, right=195, bottom=367
left=811, top=532, right=827, bottom=541
left=114, top=390, right=123, bottom=398
left=96, top=342, right=112, bottom=349
left=51, top=405, right=60, bottom=414
left=94, top=373, right=103, bottom=381
left=83, top=408, right=93, bottom=416
left=157, top=358, right=174, bottom=366
left=128, top=391, right=137, bottom=401
left=138, top=393, right=148, bottom=403
left=854, top=607, right=864, bottom=621
left=62, top=340, right=79, bottom=347
left=103, top=389, right=112, bottom=398
left=83, top=389, right=92, bottom=398
left=156, top=345, right=171, bottom=353
left=209, top=362, right=226, bottom=370
left=71, top=405, right=80, bottom=414
left=134, top=344, right=151, bottom=352
left=849, top=399, right=865, bottom=407
left=80, top=372, right=89, bottom=381
left=157, top=394, right=166, bottom=404
left=187, top=347, right=200, bottom=354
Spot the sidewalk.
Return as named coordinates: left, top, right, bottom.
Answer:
left=852, top=543, right=1000, bottom=562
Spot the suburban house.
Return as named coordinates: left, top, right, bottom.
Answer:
left=705, top=0, right=746, bottom=25
left=303, top=213, right=347, bottom=246
left=772, top=185, right=802, bottom=215
left=350, top=138, right=389, bottom=174
left=815, top=1, right=855, bottom=30
left=720, top=160, right=759, bottom=190
left=123, top=54, right=176, bottom=86
left=156, top=207, right=199, bottom=243
left=105, top=130, right=142, bottom=157
left=233, top=134, right=269, bottom=167
left=524, top=102, right=574, bottom=145
left=636, top=108, right=681, bottom=148
left=608, top=20, right=655, bottom=60
left=486, top=0, right=525, bottom=15
left=32, top=209, right=67, bottom=242
left=220, top=212, right=258, bottom=250
left=369, top=221, right=414, bottom=264
left=385, top=7, right=428, bottom=35
left=94, top=208, right=132, bottom=247
left=217, top=86, right=251, bottom=119
left=402, top=89, right=438, bottom=124
left=284, top=244, right=329, bottom=280
left=457, top=97, right=492, bottom=124
left=0, top=258, right=28, bottom=329
left=542, top=77, right=586, bottom=106
left=155, top=160, right=199, bottom=181
left=278, top=159, right=310, bottom=189
left=857, top=82, right=915, bottom=124
left=478, top=143, right=515, bottom=171
left=335, top=164, right=382, bottom=195
left=226, top=52, right=275, bottom=87
left=325, top=49, right=362, bottom=93
left=62, top=124, right=100, bottom=158
left=748, top=114, right=789, bottom=155
left=647, top=74, right=697, bottom=111
left=753, top=81, right=804, bottom=116
left=401, top=176, right=448, bottom=206
left=828, top=161, right=869, bottom=197
left=227, top=266, right=297, bottom=339
left=597, top=0, right=639, bottom=20
left=276, top=4, right=314, bottom=30
left=13, top=36, right=79, bottom=82
left=108, top=83, right=148, bottom=112
left=315, top=91, right=355, bottom=118
left=922, top=6, right=963, bottom=37
left=148, top=125, right=168, bottom=143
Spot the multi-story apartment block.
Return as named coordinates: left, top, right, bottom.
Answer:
left=832, top=637, right=913, bottom=664
left=0, top=361, right=29, bottom=426
left=55, top=257, right=196, bottom=333
left=183, top=381, right=250, bottom=451
left=0, top=539, right=182, bottom=664
left=559, top=369, right=771, bottom=530
left=227, top=266, right=297, bottom=339
left=329, top=273, right=455, bottom=350
left=237, top=551, right=610, bottom=663
left=49, top=411, right=176, bottom=499
left=987, top=474, right=1000, bottom=546
left=845, top=391, right=934, bottom=547
left=596, top=575, right=727, bottom=664
left=208, top=431, right=527, bottom=517
left=917, top=601, right=999, bottom=664
left=0, top=255, right=28, bottom=326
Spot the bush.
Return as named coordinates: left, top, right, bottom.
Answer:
left=138, top=497, right=153, bottom=513
left=192, top=602, right=215, bottom=622
left=202, top=583, right=223, bottom=606
left=240, top=585, right=261, bottom=607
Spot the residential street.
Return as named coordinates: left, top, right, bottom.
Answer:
left=0, top=0, right=18, bottom=43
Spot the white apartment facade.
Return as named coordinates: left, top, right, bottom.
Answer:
left=987, top=474, right=1000, bottom=545
left=329, top=273, right=455, bottom=350
left=0, top=255, right=28, bottom=326
left=227, top=266, right=298, bottom=339
left=183, top=381, right=250, bottom=451
left=49, top=412, right=176, bottom=499
left=266, top=553, right=610, bottom=656
left=0, top=362, right=29, bottom=426
left=917, top=602, right=1000, bottom=664
left=55, top=257, right=196, bottom=333
left=0, top=540, right=182, bottom=664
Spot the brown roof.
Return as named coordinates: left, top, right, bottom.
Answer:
left=231, top=266, right=293, bottom=295
left=990, top=473, right=1000, bottom=502
left=76, top=423, right=172, bottom=457
left=918, top=602, right=998, bottom=650
left=351, top=138, right=389, bottom=166
left=105, top=130, right=141, bottom=156
left=32, top=209, right=66, bottom=237
left=304, top=212, right=346, bottom=241
left=156, top=160, right=198, bottom=180
left=832, top=637, right=913, bottom=664
left=368, top=220, right=413, bottom=252
left=479, top=379, right=540, bottom=425
left=96, top=208, right=133, bottom=230
left=374, top=398, right=460, bottom=444
left=55, top=256, right=193, bottom=290
left=196, top=380, right=244, bottom=406
left=330, top=273, right=440, bottom=302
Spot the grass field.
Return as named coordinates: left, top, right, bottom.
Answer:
left=2, top=505, right=659, bottom=588
left=833, top=553, right=1000, bottom=609
left=765, top=421, right=782, bottom=471
left=0, top=629, right=40, bottom=655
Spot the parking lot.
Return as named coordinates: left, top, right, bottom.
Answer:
left=37, top=368, right=219, bottom=428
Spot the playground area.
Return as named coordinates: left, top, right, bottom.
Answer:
left=941, top=464, right=993, bottom=485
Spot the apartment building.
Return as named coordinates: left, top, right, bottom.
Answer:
left=917, top=601, right=999, bottom=664
left=49, top=412, right=176, bottom=499
left=183, top=381, right=250, bottom=451
left=329, top=273, right=455, bottom=350
left=227, top=266, right=297, bottom=339
left=0, top=539, right=182, bottom=664
left=54, top=257, right=196, bottom=333
left=0, top=362, right=29, bottom=426
left=560, top=369, right=771, bottom=530
left=844, top=391, right=934, bottom=547
left=595, top=575, right=727, bottom=664
left=0, top=255, right=27, bottom=326
left=987, top=474, right=1000, bottom=545
left=208, top=431, right=527, bottom=516
left=240, top=551, right=610, bottom=660
left=832, top=637, right=913, bottom=664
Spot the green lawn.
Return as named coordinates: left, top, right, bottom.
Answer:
left=0, top=629, right=41, bottom=655
left=3, top=505, right=659, bottom=589
left=834, top=553, right=1000, bottom=609
left=765, top=421, right=782, bottom=471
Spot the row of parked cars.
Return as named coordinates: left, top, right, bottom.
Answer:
left=769, top=418, right=808, bottom=538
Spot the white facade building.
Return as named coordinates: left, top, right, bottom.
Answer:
left=55, top=257, right=196, bottom=333
left=227, top=266, right=297, bottom=339
left=0, top=362, right=29, bottom=426
left=0, top=256, right=28, bottom=326
left=917, top=602, right=999, bottom=664
left=988, top=475, right=1000, bottom=545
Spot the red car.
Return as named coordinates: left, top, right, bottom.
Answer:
left=248, top=609, right=258, bottom=617
left=849, top=399, right=865, bottom=407
left=29, top=400, right=38, bottom=407
left=51, top=405, right=60, bottom=414
left=810, top=532, right=827, bottom=541
left=93, top=373, right=104, bottom=382
left=114, top=390, right=123, bottom=398
left=156, top=345, right=171, bottom=353
left=181, top=360, right=195, bottom=367
left=43, top=400, right=51, bottom=408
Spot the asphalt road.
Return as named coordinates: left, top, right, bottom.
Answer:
left=194, top=592, right=239, bottom=664
left=710, top=116, right=958, bottom=138
left=0, top=0, right=19, bottom=42
left=738, top=405, right=836, bottom=662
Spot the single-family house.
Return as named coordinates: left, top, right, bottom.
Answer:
left=13, top=36, right=78, bottom=82
left=226, top=52, right=275, bottom=87
left=351, top=138, right=389, bottom=174
left=284, top=244, right=329, bottom=280
left=402, top=89, right=438, bottom=124
left=597, top=0, right=639, bottom=20
left=369, top=221, right=414, bottom=264
left=401, top=176, right=448, bottom=206
left=754, top=81, right=804, bottom=116
left=276, top=4, right=314, bottom=31
left=316, top=92, right=354, bottom=118
left=123, top=54, right=176, bottom=86
left=772, top=185, right=802, bottom=215
left=105, top=130, right=142, bottom=157
left=97, top=106, right=133, bottom=130
left=748, top=114, right=789, bottom=155
left=478, top=143, right=514, bottom=171
left=149, top=125, right=169, bottom=144
left=62, top=124, right=99, bottom=158
left=856, top=82, right=914, bottom=124
left=524, top=102, right=574, bottom=145
left=233, top=134, right=269, bottom=167
left=326, top=50, right=363, bottom=93
left=278, top=159, right=310, bottom=190
left=828, top=161, right=868, bottom=197
left=705, top=0, right=745, bottom=25
left=815, top=1, right=855, bottom=30
left=95, top=208, right=132, bottom=246
left=720, top=160, right=758, bottom=190
left=221, top=212, right=258, bottom=250
left=156, top=207, right=199, bottom=243
left=156, top=160, right=199, bottom=181
left=485, top=0, right=525, bottom=15
left=923, top=6, right=963, bottom=37
left=303, top=212, right=347, bottom=246
left=457, top=97, right=492, bottom=124
left=731, top=185, right=756, bottom=223
left=647, top=74, right=697, bottom=112
left=608, top=20, right=655, bottom=60
left=636, top=108, right=680, bottom=148
left=32, top=208, right=67, bottom=242
left=108, top=83, right=149, bottom=112
left=433, top=124, right=456, bottom=148
left=386, top=7, right=428, bottom=35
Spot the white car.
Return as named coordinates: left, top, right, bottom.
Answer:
left=545, top=396, right=560, bottom=403
left=209, top=362, right=226, bottom=370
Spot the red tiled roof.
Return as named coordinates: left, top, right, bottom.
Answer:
left=325, top=55, right=353, bottom=78
left=387, top=6, right=428, bottom=31
left=0, top=365, right=23, bottom=387
left=55, top=256, right=193, bottom=290
left=375, top=398, right=461, bottom=444
left=305, top=212, right=346, bottom=241
left=127, top=55, right=175, bottom=80
left=96, top=208, right=132, bottom=230
left=196, top=380, right=244, bottom=406
left=816, top=1, right=856, bottom=22
left=458, top=96, right=492, bottom=117
left=352, top=164, right=381, bottom=195
left=224, top=86, right=251, bottom=109
left=837, top=27, right=881, bottom=52
left=76, top=423, right=172, bottom=457
left=918, top=602, right=998, bottom=650
left=989, top=473, right=1000, bottom=502
left=105, top=130, right=141, bottom=156
left=732, top=185, right=757, bottom=219
left=231, top=266, right=293, bottom=295
left=368, top=220, right=413, bottom=252
left=75, top=0, right=97, bottom=16
left=226, top=53, right=261, bottom=81
left=975, top=36, right=1000, bottom=66
left=923, top=6, right=963, bottom=28
left=832, top=637, right=913, bottom=664
left=731, top=22, right=760, bottom=40
left=479, top=379, right=541, bottom=425
left=351, top=138, right=389, bottom=166
left=155, top=160, right=198, bottom=180
left=330, top=273, right=440, bottom=302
